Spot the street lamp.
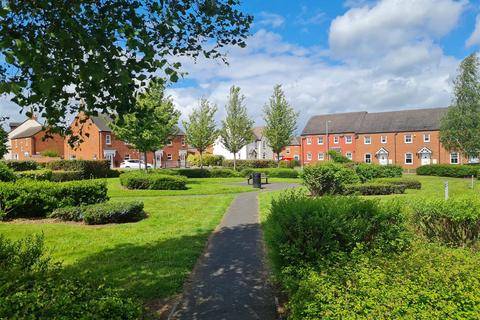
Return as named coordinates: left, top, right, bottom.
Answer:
left=326, top=120, right=332, bottom=160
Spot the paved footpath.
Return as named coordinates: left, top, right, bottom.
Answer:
left=172, top=183, right=297, bottom=320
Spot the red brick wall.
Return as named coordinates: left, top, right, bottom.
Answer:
left=280, top=145, right=301, bottom=160
left=10, top=137, right=33, bottom=160
left=301, top=133, right=357, bottom=165
left=11, top=131, right=64, bottom=160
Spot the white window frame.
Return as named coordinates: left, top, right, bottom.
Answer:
left=450, top=152, right=459, bottom=164
left=167, top=139, right=173, bottom=146
left=307, top=152, right=312, bottom=161
left=364, top=153, right=372, bottom=163
left=405, top=153, right=413, bottom=165
left=333, top=136, right=339, bottom=144
left=286, top=148, right=290, bottom=154
left=124, top=154, right=130, bottom=160
left=381, top=136, right=387, bottom=144
left=346, top=152, right=353, bottom=160
left=318, top=152, right=324, bottom=161
left=105, top=134, right=111, bottom=145
left=404, top=134, right=413, bottom=144
left=181, top=138, right=186, bottom=146
left=364, top=136, right=371, bottom=145
left=167, top=153, right=173, bottom=161
left=423, top=134, right=430, bottom=143
left=345, top=135, right=352, bottom=144
left=317, top=136, right=324, bottom=145
left=294, top=155, right=300, bottom=161
left=306, top=137, right=312, bottom=145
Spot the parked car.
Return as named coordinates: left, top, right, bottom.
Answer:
left=120, top=159, right=153, bottom=169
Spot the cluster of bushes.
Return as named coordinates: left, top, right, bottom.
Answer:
left=354, top=163, right=403, bottom=182
left=222, top=159, right=278, bottom=169
left=187, top=154, right=224, bottom=167
left=2, top=160, right=38, bottom=171
left=45, top=160, right=112, bottom=179
left=301, top=162, right=359, bottom=196
left=120, top=171, right=187, bottom=190
left=0, top=179, right=108, bottom=219
left=50, top=201, right=146, bottom=225
left=239, top=168, right=299, bottom=178
left=416, top=164, right=479, bottom=178
left=0, top=162, right=17, bottom=182
left=343, top=183, right=406, bottom=195
left=0, top=234, right=142, bottom=318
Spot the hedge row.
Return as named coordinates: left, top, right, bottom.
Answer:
left=50, top=201, right=146, bottom=225
left=374, top=177, right=422, bottom=189
left=45, top=160, right=111, bottom=179
left=0, top=180, right=108, bottom=219
left=120, top=171, right=187, bottom=190
left=239, top=168, right=299, bottom=178
left=187, top=154, right=224, bottom=167
left=2, top=160, right=38, bottom=171
left=416, top=164, right=479, bottom=178
left=354, top=163, right=403, bottom=182
left=344, top=183, right=406, bottom=195
left=222, top=159, right=278, bottom=169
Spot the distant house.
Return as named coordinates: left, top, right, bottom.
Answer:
left=280, top=136, right=301, bottom=161
left=64, top=113, right=191, bottom=168
left=212, top=127, right=275, bottom=160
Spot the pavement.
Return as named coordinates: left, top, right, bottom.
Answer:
left=171, top=183, right=298, bottom=320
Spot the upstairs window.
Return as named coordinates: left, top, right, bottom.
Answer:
left=105, top=134, right=111, bottom=145
left=306, top=137, right=312, bottom=145
left=333, top=136, right=339, bottom=144
left=167, top=139, right=173, bottom=146
left=181, top=138, right=186, bottom=146
left=404, top=134, right=413, bottom=144
left=317, top=136, right=324, bottom=145
left=286, top=148, right=290, bottom=154
left=381, top=136, right=387, bottom=144
left=364, top=136, right=371, bottom=144
left=423, top=134, right=430, bottom=143
left=345, top=135, right=352, bottom=144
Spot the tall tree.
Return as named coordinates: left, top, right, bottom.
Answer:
left=440, top=53, right=480, bottom=160
left=219, top=86, right=254, bottom=171
left=263, top=85, right=298, bottom=166
left=111, top=79, right=180, bottom=170
left=0, top=118, right=8, bottom=159
left=183, top=99, right=217, bottom=168
left=0, top=1, right=252, bottom=135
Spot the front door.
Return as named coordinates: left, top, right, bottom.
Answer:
left=106, top=154, right=114, bottom=168
left=421, top=153, right=431, bottom=165
left=379, top=153, right=388, bottom=165
left=179, top=152, right=187, bottom=168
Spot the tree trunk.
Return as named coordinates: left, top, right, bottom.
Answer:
left=233, top=152, right=237, bottom=171
left=144, top=151, right=148, bottom=171
left=277, top=152, right=281, bottom=167
left=199, top=150, right=203, bottom=169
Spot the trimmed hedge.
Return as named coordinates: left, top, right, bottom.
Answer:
left=416, top=164, right=479, bottom=178
left=0, top=180, right=108, bottom=219
left=355, top=163, right=403, bottom=182
left=0, top=162, right=16, bottom=182
left=344, top=183, right=406, bottom=195
left=374, top=177, right=422, bottom=189
left=222, top=159, right=277, bottom=169
left=412, top=197, right=480, bottom=246
left=51, top=170, right=84, bottom=182
left=16, top=169, right=53, bottom=181
left=176, top=168, right=211, bottom=178
left=301, top=162, right=359, bottom=196
left=208, top=168, right=239, bottom=177
left=50, top=201, right=146, bottom=225
left=120, top=171, right=187, bottom=190
left=187, top=154, right=224, bottom=167
left=239, top=168, right=299, bottom=178
left=2, top=160, right=38, bottom=171
left=45, top=160, right=111, bottom=178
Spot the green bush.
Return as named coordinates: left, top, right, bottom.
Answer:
left=45, top=160, right=111, bottom=178
left=0, top=162, right=16, bottom=182
left=208, top=168, right=240, bottom=177
left=416, top=164, right=479, bottom=178
left=120, top=171, right=187, bottom=190
left=222, top=159, right=277, bottom=169
left=187, top=154, right=224, bottom=167
left=344, top=183, right=406, bottom=195
left=266, top=191, right=409, bottom=267
left=3, top=160, right=38, bottom=171
left=328, top=150, right=352, bottom=163
left=279, top=159, right=301, bottom=168
left=0, top=235, right=142, bottom=319
left=239, top=168, right=299, bottom=178
left=412, top=197, right=480, bottom=246
left=374, top=177, right=422, bottom=189
left=176, top=168, right=211, bottom=178
left=16, top=169, right=53, bottom=181
left=301, top=162, right=359, bottom=196
left=0, top=180, right=108, bottom=219
left=355, top=163, right=403, bottom=182
left=40, top=149, right=60, bottom=157
left=49, top=206, right=84, bottom=222
left=50, top=170, right=83, bottom=182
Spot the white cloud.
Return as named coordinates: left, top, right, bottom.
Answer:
left=466, top=14, right=480, bottom=47
left=257, top=12, right=285, bottom=28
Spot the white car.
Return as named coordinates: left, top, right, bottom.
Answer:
left=119, top=159, right=153, bottom=169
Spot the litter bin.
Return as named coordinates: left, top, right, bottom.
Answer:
left=252, top=172, right=262, bottom=189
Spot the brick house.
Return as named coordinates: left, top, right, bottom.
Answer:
left=280, top=136, right=301, bottom=161
left=9, top=118, right=64, bottom=161
left=301, top=107, right=470, bottom=169
left=64, top=113, right=191, bottom=168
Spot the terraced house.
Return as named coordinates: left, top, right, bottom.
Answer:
left=301, top=107, right=473, bottom=169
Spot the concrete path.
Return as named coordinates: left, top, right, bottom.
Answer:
left=172, top=183, right=297, bottom=320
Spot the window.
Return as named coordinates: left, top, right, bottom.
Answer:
left=364, top=153, right=372, bottom=163
left=469, top=156, right=479, bottom=164
left=286, top=148, right=290, bottom=154
left=364, top=136, right=371, bottom=144
left=423, top=134, right=430, bottom=143
left=262, top=153, right=266, bottom=159
left=404, top=134, right=412, bottom=143
left=318, top=152, right=324, bottom=161
left=405, top=153, right=413, bottom=165
left=105, top=134, right=111, bottom=145
left=345, top=135, right=352, bottom=144
left=181, top=138, right=186, bottom=146
left=306, top=137, right=312, bottom=145
left=124, top=154, right=130, bottom=160
left=381, top=136, right=387, bottom=144
left=262, top=140, right=266, bottom=148
left=333, top=136, right=339, bottom=144
left=450, top=152, right=459, bottom=164
left=70, top=155, right=76, bottom=160
left=307, top=152, right=312, bottom=161
left=24, top=152, right=29, bottom=158
left=317, top=136, right=324, bottom=145
left=294, top=155, right=300, bottom=160
left=346, top=152, right=353, bottom=160
left=167, top=139, right=173, bottom=146
left=93, top=154, right=97, bottom=160
left=167, top=153, right=173, bottom=160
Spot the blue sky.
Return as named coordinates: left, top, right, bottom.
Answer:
left=2, top=0, right=480, bottom=131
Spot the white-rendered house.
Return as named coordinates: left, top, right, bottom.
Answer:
left=213, top=127, right=275, bottom=160
left=4, top=118, right=43, bottom=160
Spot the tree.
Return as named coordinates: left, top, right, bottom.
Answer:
left=263, top=85, right=298, bottom=166
left=0, top=1, right=252, bottom=135
left=440, top=53, right=480, bottom=160
left=111, top=80, right=180, bottom=170
left=219, top=86, right=254, bottom=171
left=183, top=99, right=217, bottom=168
left=0, top=118, right=8, bottom=159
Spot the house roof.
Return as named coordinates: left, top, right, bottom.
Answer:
left=289, top=136, right=301, bottom=146
left=8, top=122, right=23, bottom=131
left=253, top=127, right=264, bottom=140
left=302, top=112, right=367, bottom=135
left=10, top=125, right=43, bottom=139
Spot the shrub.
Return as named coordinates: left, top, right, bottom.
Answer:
left=16, top=169, right=53, bottom=181
left=239, top=168, right=299, bottom=178
left=208, top=168, right=239, bottom=177
left=355, top=163, right=403, bottom=182
left=301, top=162, right=359, bottom=196
left=343, top=183, right=406, bottom=195
left=222, top=159, right=277, bottom=169
left=0, top=162, right=16, bottom=182
left=267, top=191, right=409, bottom=267
left=187, top=154, right=224, bottom=167
left=328, top=150, right=352, bottom=163
left=45, top=160, right=110, bottom=178
left=0, top=180, right=108, bottom=219
left=412, top=197, right=480, bottom=246
left=120, top=171, right=187, bottom=190
left=40, top=149, right=60, bottom=157
left=279, top=159, right=301, bottom=168
left=176, top=168, right=211, bottom=178
left=83, top=201, right=146, bottom=225
left=3, top=160, right=38, bottom=171
left=0, top=235, right=142, bottom=319
left=50, top=170, right=83, bottom=182
left=416, top=164, right=479, bottom=178
left=49, top=206, right=84, bottom=222
left=374, top=177, right=422, bottom=189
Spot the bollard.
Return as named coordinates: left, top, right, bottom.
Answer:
left=444, top=181, right=449, bottom=200
left=252, top=172, right=262, bottom=189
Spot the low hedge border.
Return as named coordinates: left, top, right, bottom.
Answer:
left=344, top=183, right=406, bottom=195
left=120, top=171, right=187, bottom=190
left=416, top=164, right=479, bottom=178
left=45, top=160, right=111, bottom=179
left=2, top=160, right=38, bottom=171
left=373, top=177, right=422, bottom=189
left=16, top=169, right=53, bottom=181
left=239, top=168, right=299, bottom=178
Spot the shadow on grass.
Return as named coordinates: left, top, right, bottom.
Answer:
left=62, top=232, right=212, bottom=301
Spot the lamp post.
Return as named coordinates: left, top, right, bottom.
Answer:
left=326, top=120, right=332, bottom=160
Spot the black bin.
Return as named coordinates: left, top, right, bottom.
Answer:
left=252, top=172, right=262, bottom=189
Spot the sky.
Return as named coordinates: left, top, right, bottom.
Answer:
left=2, top=0, right=480, bottom=132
